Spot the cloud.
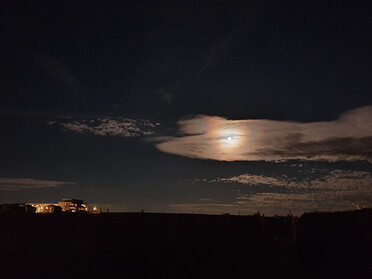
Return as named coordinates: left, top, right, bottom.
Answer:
left=212, top=169, right=372, bottom=191
left=155, top=106, right=372, bottom=162
left=234, top=186, right=372, bottom=216
left=50, top=117, right=159, bottom=137
left=170, top=203, right=236, bottom=215
left=212, top=174, right=291, bottom=187
left=33, top=53, right=83, bottom=92
left=170, top=189, right=371, bottom=216
left=174, top=169, right=372, bottom=216
left=0, top=178, right=74, bottom=191
left=234, top=192, right=348, bottom=215
left=194, top=28, right=237, bottom=79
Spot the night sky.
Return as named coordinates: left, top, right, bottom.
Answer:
left=1, top=1, right=372, bottom=215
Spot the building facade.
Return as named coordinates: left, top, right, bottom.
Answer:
left=57, top=199, right=88, bottom=213
left=26, top=203, right=62, bottom=214
left=1, top=199, right=91, bottom=214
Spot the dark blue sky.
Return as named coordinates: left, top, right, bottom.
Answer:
left=1, top=1, right=371, bottom=215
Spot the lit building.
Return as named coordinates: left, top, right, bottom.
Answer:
left=5, top=199, right=92, bottom=214
left=26, top=203, right=62, bottom=214
left=58, top=199, right=88, bottom=213
left=92, top=206, right=101, bottom=214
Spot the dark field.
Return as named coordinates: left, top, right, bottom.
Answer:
left=1, top=210, right=371, bottom=279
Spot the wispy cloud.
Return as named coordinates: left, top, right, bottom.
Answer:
left=155, top=106, right=372, bottom=162
left=212, top=170, right=372, bottom=190
left=170, top=203, right=236, bottom=215
left=194, top=28, right=237, bottom=79
left=234, top=186, right=372, bottom=216
left=173, top=169, right=372, bottom=215
left=0, top=178, right=74, bottom=191
left=33, top=53, right=83, bottom=92
left=49, top=117, right=160, bottom=137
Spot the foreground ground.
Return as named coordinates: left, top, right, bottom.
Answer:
left=0, top=210, right=371, bottom=278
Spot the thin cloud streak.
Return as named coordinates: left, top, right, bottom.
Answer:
left=33, top=53, right=83, bottom=92
left=212, top=170, right=372, bottom=190
left=0, top=178, right=74, bottom=191
left=155, top=106, right=372, bottom=162
left=172, top=169, right=372, bottom=216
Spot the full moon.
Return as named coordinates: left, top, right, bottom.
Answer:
left=227, top=136, right=232, bottom=141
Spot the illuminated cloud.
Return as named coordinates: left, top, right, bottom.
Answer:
left=172, top=169, right=372, bottom=216
left=0, top=178, right=74, bottom=191
left=234, top=185, right=372, bottom=216
left=50, top=117, right=159, bottom=137
left=155, top=106, right=372, bottom=162
left=212, top=170, right=372, bottom=190
left=212, top=174, right=290, bottom=187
